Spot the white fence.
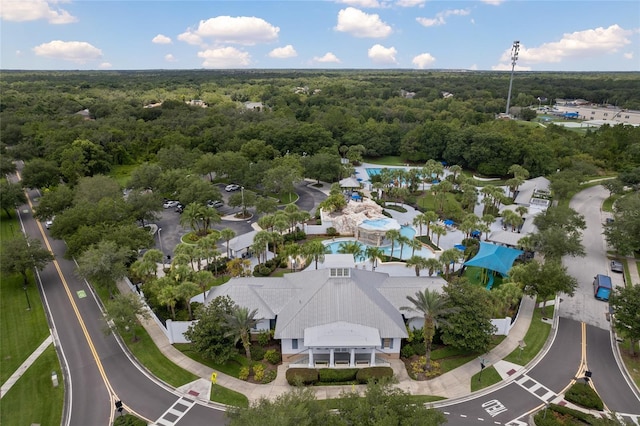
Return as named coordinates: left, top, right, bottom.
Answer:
left=166, top=320, right=194, bottom=344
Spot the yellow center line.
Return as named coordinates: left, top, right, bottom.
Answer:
left=21, top=172, right=116, bottom=425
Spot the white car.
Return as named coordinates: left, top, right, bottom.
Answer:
left=163, top=200, right=179, bottom=208
left=225, top=184, right=240, bottom=192
left=207, top=200, right=224, bottom=208
left=45, top=217, right=54, bottom=229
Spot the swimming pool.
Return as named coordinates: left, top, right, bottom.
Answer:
left=365, top=167, right=435, bottom=182
left=324, top=225, right=433, bottom=261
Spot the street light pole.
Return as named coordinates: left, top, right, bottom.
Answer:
left=158, top=227, right=165, bottom=268
left=505, top=40, right=520, bottom=116
left=23, top=284, right=31, bottom=310
left=241, top=186, right=245, bottom=216
left=478, top=358, right=486, bottom=382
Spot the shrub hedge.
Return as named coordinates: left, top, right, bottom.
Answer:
left=250, top=346, right=266, bottom=361
left=286, top=368, right=319, bottom=385
left=356, top=367, right=394, bottom=384
left=318, top=368, right=359, bottom=383
left=264, top=349, right=281, bottom=365
left=564, top=382, right=604, bottom=411
left=533, top=403, right=607, bottom=426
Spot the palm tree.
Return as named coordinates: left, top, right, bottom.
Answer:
left=439, top=248, right=463, bottom=276
left=174, top=243, right=198, bottom=270
left=193, top=269, right=214, bottom=300
left=364, top=246, right=385, bottom=271
left=423, top=258, right=443, bottom=277
left=385, top=229, right=401, bottom=259
left=449, top=164, right=462, bottom=184
left=413, top=213, right=428, bottom=237
left=406, top=238, right=423, bottom=257
left=430, top=224, right=447, bottom=248
left=219, top=228, right=236, bottom=259
left=405, top=255, right=430, bottom=276
left=180, top=203, right=201, bottom=233
left=199, top=206, right=221, bottom=235
left=397, top=235, right=410, bottom=260
left=338, top=240, right=364, bottom=262
left=225, top=306, right=260, bottom=362
left=303, top=240, right=329, bottom=269
left=257, top=214, right=275, bottom=232
left=159, top=284, right=179, bottom=320
left=423, top=211, right=439, bottom=237
left=176, top=281, right=200, bottom=319
left=252, top=230, right=271, bottom=265
left=197, top=232, right=221, bottom=272
left=515, top=205, right=529, bottom=218
left=401, top=289, right=454, bottom=370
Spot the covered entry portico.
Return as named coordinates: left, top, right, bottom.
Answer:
left=302, top=321, right=384, bottom=368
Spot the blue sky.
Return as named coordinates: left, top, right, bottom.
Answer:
left=1, top=0, right=639, bottom=71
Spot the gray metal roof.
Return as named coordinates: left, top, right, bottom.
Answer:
left=514, top=176, right=550, bottom=206
left=228, top=230, right=258, bottom=251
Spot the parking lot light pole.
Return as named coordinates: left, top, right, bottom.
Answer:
left=158, top=227, right=164, bottom=268
left=241, top=186, right=245, bottom=216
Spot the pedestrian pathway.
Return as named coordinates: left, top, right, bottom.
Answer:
left=0, top=335, right=53, bottom=398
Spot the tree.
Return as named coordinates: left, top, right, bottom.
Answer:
left=609, top=284, right=640, bottom=356
left=0, top=180, right=26, bottom=218
left=227, top=386, right=341, bottom=426
left=302, top=152, right=342, bottom=184
left=0, top=236, right=54, bottom=289
left=74, top=175, right=122, bottom=205
left=126, top=190, right=162, bottom=226
left=510, top=260, right=577, bottom=315
left=184, top=296, right=237, bottom=363
left=303, top=240, right=329, bottom=269
left=401, top=289, right=454, bottom=370
left=337, top=240, right=363, bottom=262
left=228, top=188, right=256, bottom=217
left=220, top=228, right=236, bottom=259
left=364, top=246, right=384, bottom=271
left=226, top=258, right=252, bottom=277
left=31, top=185, right=74, bottom=222
left=20, top=159, right=60, bottom=189
left=104, top=293, right=150, bottom=342
left=255, top=196, right=278, bottom=215
left=430, top=224, right=447, bottom=248
left=442, top=278, right=496, bottom=353
left=128, top=163, right=163, bottom=191
left=406, top=238, right=423, bottom=257
left=176, top=281, right=200, bottom=320
left=385, top=229, right=400, bottom=259
left=337, top=379, right=447, bottom=426
left=76, top=240, right=129, bottom=296
left=604, top=192, right=640, bottom=256
left=532, top=206, right=586, bottom=261
left=439, top=248, right=463, bottom=276
left=405, top=255, right=430, bottom=276
left=225, top=306, right=259, bottom=362
left=423, top=258, right=443, bottom=277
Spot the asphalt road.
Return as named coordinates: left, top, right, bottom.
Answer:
left=21, top=183, right=227, bottom=426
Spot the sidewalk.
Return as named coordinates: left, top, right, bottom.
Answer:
left=116, top=279, right=537, bottom=403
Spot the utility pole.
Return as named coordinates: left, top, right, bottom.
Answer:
left=505, top=40, right=520, bottom=116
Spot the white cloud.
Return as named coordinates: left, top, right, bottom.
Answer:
left=165, top=54, right=176, bottom=62
left=368, top=44, right=397, bottom=64
left=481, top=0, right=504, bottom=5
left=335, top=7, right=392, bottom=38
left=417, top=8, right=470, bottom=27
left=152, top=34, right=172, bottom=44
left=412, top=52, right=436, bottom=68
left=498, top=25, right=633, bottom=65
left=313, top=52, right=341, bottom=63
left=16, top=50, right=22, bottom=56
left=197, top=47, right=251, bottom=68
left=33, top=40, right=102, bottom=63
left=179, top=16, right=279, bottom=46
left=491, top=63, right=531, bottom=71
left=98, top=62, right=112, bottom=69
left=268, top=45, right=297, bottom=59
left=337, top=0, right=382, bottom=8
left=469, top=64, right=478, bottom=70
left=0, top=0, right=77, bottom=24
left=623, top=52, right=634, bottom=59
left=395, top=0, right=426, bottom=7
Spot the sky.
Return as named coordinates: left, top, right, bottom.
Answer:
left=1, top=0, right=639, bottom=71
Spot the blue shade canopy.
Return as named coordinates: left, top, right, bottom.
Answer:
left=454, top=244, right=466, bottom=251
left=444, top=219, right=455, bottom=226
left=463, top=242, right=523, bottom=276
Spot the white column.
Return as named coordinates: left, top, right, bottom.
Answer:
left=329, top=349, right=335, bottom=367
left=350, top=349, right=355, bottom=367
left=308, top=348, right=314, bottom=367
left=370, top=349, right=376, bottom=366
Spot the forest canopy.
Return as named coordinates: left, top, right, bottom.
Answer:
left=2, top=69, right=639, bottom=181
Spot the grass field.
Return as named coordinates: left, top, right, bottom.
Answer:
left=109, top=164, right=138, bottom=188
left=618, top=340, right=640, bottom=389
left=210, top=384, right=249, bottom=408
left=0, top=345, right=64, bottom=426
left=470, top=366, right=501, bottom=392
left=0, top=210, right=51, bottom=384
left=362, top=156, right=408, bottom=166
left=503, top=305, right=554, bottom=366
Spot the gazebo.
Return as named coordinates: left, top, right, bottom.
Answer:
left=463, top=242, right=523, bottom=289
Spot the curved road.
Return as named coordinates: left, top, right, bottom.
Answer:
left=439, top=185, right=640, bottom=425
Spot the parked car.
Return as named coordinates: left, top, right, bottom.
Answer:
left=175, top=203, right=184, bottom=213
left=610, top=260, right=623, bottom=273
left=45, top=217, right=55, bottom=229
left=605, top=218, right=615, bottom=225
left=225, top=184, right=240, bottom=192
left=207, top=200, right=224, bottom=208
left=163, top=200, right=179, bottom=209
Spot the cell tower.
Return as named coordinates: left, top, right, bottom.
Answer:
left=505, top=40, right=520, bottom=116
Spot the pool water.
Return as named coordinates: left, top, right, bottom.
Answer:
left=324, top=226, right=432, bottom=261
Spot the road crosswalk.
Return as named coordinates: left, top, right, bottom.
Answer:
left=152, top=394, right=197, bottom=426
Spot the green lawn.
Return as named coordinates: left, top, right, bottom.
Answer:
left=174, top=344, right=249, bottom=377
left=362, top=156, right=408, bottom=166
left=210, top=384, right=249, bottom=408
left=0, top=211, right=51, bottom=384
left=470, top=366, right=501, bottom=392
left=119, top=325, right=199, bottom=388
left=503, top=305, right=554, bottom=365
left=0, top=345, right=64, bottom=426
left=109, top=164, right=138, bottom=188
left=314, top=394, right=444, bottom=410
left=618, top=340, right=640, bottom=389
left=602, top=194, right=620, bottom=212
